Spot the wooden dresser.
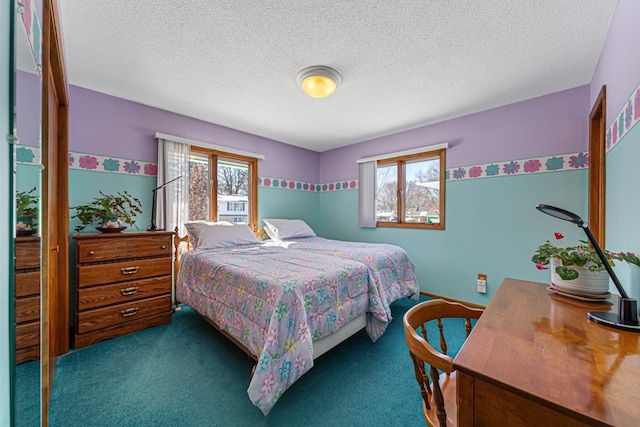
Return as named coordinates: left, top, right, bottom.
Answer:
left=73, top=231, right=174, bottom=348
left=14, top=236, right=41, bottom=364
left=454, top=278, right=640, bottom=426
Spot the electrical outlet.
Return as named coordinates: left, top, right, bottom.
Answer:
left=477, top=273, right=487, bottom=293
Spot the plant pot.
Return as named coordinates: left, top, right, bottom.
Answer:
left=95, top=216, right=126, bottom=233
left=16, top=216, right=36, bottom=236
left=101, top=216, right=121, bottom=228
left=550, top=257, right=610, bottom=295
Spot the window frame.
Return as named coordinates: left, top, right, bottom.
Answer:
left=376, top=148, right=446, bottom=230
left=189, top=147, right=259, bottom=231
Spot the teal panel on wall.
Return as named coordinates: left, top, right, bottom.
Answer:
left=69, top=169, right=156, bottom=234
left=319, top=170, right=587, bottom=305
left=15, top=164, right=40, bottom=193
left=258, top=187, right=319, bottom=232
left=606, top=123, right=640, bottom=301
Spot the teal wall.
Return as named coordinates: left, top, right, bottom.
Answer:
left=15, top=163, right=39, bottom=192
left=606, top=123, right=640, bottom=301
left=68, top=172, right=320, bottom=235
left=69, top=169, right=156, bottom=234
left=318, top=170, right=587, bottom=305
left=257, top=187, right=319, bottom=232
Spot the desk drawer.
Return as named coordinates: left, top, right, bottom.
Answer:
left=77, top=295, right=171, bottom=334
left=77, top=234, right=172, bottom=263
left=16, top=321, right=40, bottom=349
left=77, top=257, right=171, bottom=287
left=78, top=276, right=172, bottom=311
left=15, top=296, right=40, bottom=323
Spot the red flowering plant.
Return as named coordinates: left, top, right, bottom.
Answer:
left=532, top=232, right=640, bottom=279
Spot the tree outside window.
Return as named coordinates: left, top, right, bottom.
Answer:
left=376, top=149, right=445, bottom=230
left=188, top=149, right=258, bottom=229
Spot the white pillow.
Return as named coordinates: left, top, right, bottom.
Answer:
left=198, top=224, right=260, bottom=249
left=184, top=221, right=233, bottom=249
left=263, top=219, right=316, bottom=241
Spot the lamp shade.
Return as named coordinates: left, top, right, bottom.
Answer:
left=297, top=66, right=341, bottom=99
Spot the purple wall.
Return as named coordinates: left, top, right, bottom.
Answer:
left=68, top=85, right=320, bottom=182
left=590, top=0, right=640, bottom=121
left=16, top=71, right=40, bottom=147
left=319, top=86, right=589, bottom=182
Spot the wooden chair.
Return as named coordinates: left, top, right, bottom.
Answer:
left=403, top=299, right=484, bottom=426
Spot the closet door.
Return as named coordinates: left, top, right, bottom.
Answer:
left=41, top=0, right=68, bottom=422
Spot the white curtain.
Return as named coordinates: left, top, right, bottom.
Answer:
left=358, top=161, right=377, bottom=228
left=156, top=137, right=190, bottom=236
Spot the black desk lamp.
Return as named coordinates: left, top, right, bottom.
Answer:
left=536, top=204, right=640, bottom=332
left=148, top=176, right=182, bottom=231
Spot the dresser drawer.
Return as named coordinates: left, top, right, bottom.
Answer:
left=77, top=295, right=171, bottom=334
left=16, top=321, right=40, bottom=349
left=77, top=234, right=172, bottom=263
left=77, top=257, right=171, bottom=287
left=15, top=239, right=40, bottom=269
left=78, top=275, right=172, bottom=311
left=16, top=296, right=40, bottom=323
left=15, top=271, right=40, bottom=297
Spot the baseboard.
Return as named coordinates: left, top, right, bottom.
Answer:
left=419, top=291, right=486, bottom=310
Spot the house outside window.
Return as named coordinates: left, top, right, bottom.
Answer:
left=376, top=148, right=445, bottom=230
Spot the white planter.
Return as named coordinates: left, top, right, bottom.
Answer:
left=550, top=257, right=610, bottom=295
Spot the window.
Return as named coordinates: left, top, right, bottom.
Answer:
left=227, top=202, right=245, bottom=211
left=188, top=147, right=258, bottom=230
left=376, top=148, right=445, bottom=229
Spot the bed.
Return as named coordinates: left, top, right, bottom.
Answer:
left=174, top=219, right=419, bottom=415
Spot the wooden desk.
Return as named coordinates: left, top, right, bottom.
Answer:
left=454, top=278, right=640, bottom=426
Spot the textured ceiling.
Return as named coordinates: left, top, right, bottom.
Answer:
left=58, top=0, right=618, bottom=152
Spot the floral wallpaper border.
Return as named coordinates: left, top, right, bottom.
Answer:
left=444, top=151, right=588, bottom=181
left=259, top=151, right=588, bottom=191
left=67, top=151, right=158, bottom=175
left=16, top=148, right=588, bottom=192
left=15, top=148, right=159, bottom=176
left=606, top=81, right=640, bottom=153
left=259, top=176, right=358, bottom=192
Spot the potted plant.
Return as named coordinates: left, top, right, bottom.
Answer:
left=71, top=190, right=143, bottom=233
left=16, top=187, right=38, bottom=236
left=532, top=232, right=640, bottom=294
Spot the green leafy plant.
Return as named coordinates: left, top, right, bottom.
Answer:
left=531, top=232, right=640, bottom=278
left=71, top=191, right=143, bottom=232
left=16, top=187, right=38, bottom=229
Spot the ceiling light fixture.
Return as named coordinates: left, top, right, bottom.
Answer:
left=297, top=66, right=342, bottom=99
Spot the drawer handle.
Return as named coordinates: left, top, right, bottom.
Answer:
left=120, top=266, right=140, bottom=275
left=89, top=251, right=95, bottom=256
left=161, top=245, right=166, bottom=249
left=120, top=307, right=139, bottom=317
left=120, top=286, right=139, bottom=296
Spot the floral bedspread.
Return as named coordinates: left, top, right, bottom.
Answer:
left=176, top=240, right=419, bottom=415
left=283, top=237, right=420, bottom=339
left=177, top=245, right=372, bottom=414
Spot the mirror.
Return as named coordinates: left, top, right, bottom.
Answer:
left=12, top=0, right=43, bottom=425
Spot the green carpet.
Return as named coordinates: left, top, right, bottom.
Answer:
left=39, top=296, right=468, bottom=426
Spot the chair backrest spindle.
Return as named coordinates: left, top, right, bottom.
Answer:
left=404, top=299, right=484, bottom=426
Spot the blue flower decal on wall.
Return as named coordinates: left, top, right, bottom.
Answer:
left=485, top=164, right=499, bottom=176
left=16, top=147, right=35, bottom=163
left=102, top=158, right=120, bottom=172
left=545, top=157, right=564, bottom=171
